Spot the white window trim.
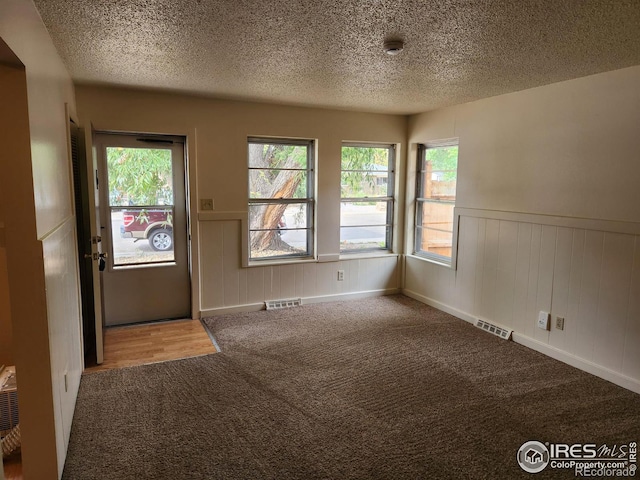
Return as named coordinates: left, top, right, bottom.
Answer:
left=413, top=139, right=459, bottom=269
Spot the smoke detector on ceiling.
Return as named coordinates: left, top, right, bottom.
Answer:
left=383, top=39, right=404, bottom=55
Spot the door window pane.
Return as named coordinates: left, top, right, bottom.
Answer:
left=106, top=147, right=175, bottom=266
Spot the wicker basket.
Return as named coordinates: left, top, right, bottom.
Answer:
left=1, top=366, right=19, bottom=437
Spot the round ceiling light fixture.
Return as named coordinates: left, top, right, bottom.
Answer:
left=383, top=39, right=404, bottom=55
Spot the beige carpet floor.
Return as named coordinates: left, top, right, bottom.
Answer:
left=63, top=295, right=640, bottom=479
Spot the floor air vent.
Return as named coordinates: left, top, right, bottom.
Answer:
left=266, top=298, right=302, bottom=310
left=475, top=319, right=512, bottom=340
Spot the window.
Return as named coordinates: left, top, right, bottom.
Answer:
left=415, top=141, right=459, bottom=264
left=248, top=138, right=314, bottom=261
left=340, top=143, right=394, bottom=253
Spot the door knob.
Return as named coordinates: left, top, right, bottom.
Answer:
left=84, top=252, right=109, bottom=260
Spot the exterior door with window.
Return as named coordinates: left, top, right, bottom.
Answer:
left=96, top=133, right=190, bottom=326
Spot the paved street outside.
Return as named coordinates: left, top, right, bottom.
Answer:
left=281, top=203, right=387, bottom=249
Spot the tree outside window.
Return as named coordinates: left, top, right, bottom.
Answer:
left=248, top=138, right=314, bottom=260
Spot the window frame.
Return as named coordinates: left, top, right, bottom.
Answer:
left=247, top=137, right=315, bottom=263
left=414, top=139, right=459, bottom=267
left=340, top=142, right=395, bottom=254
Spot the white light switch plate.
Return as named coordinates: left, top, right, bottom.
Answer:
left=538, top=311, right=550, bottom=330
left=200, top=198, right=214, bottom=211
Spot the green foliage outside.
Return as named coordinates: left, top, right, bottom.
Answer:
left=270, top=144, right=307, bottom=169
left=425, top=145, right=458, bottom=182
left=107, top=147, right=173, bottom=206
left=249, top=144, right=308, bottom=199
left=341, top=146, right=390, bottom=198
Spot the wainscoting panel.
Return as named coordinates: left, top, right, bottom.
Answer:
left=625, top=248, right=640, bottom=379
left=199, top=219, right=400, bottom=313
left=42, top=217, right=83, bottom=473
left=405, top=210, right=640, bottom=390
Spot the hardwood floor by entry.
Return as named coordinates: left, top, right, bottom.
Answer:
left=85, top=318, right=218, bottom=373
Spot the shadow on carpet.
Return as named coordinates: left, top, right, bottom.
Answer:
left=63, top=295, right=640, bottom=479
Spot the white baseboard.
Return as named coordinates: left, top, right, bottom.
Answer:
left=402, top=289, right=477, bottom=325
left=512, top=333, right=640, bottom=395
left=200, top=288, right=400, bottom=317
left=302, top=288, right=400, bottom=305
left=402, top=288, right=640, bottom=395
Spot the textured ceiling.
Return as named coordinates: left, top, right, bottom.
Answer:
left=33, top=0, right=640, bottom=114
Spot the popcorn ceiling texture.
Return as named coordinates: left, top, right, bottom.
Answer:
left=34, top=0, right=640, bottom=114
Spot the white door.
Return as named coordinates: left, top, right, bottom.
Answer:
left=96, top=133, right=191, bottom=326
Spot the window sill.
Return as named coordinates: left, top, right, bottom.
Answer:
left=339, top=251, right=399, bottom=261
left=405, top=253, right=453, bottom=269
left=246, top=256, right=317, bottom=268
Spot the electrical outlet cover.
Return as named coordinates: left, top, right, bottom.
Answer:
left=555, top=316, right=565, bottom=330
left=537, top=311, right=550, bottom=330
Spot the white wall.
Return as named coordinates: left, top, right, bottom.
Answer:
left=405, top=66, right=640, bottom=393
left=0, top=1, right=82, bottom=478
left=75, top=86, right=407, bottom=316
